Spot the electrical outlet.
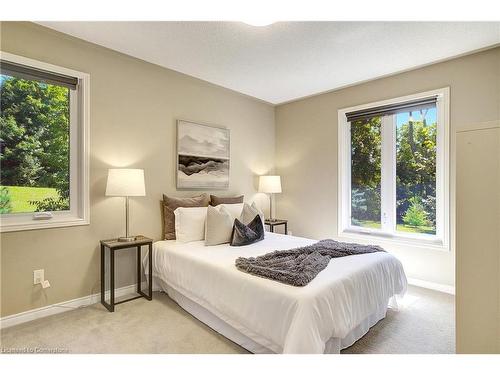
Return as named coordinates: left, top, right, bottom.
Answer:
left=33, top=269, right=44, bottom=285
left=288, top=230, right=293, bottom=236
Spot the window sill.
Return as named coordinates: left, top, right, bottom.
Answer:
left=0, top=217, right=89, bottom=233
left=338, top=229, right=450, bottom=252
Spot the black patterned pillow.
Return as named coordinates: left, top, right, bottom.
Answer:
left=230, top=215, right=264, bottom=246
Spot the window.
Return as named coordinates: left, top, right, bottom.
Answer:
left=0, top=52, right=89, bottom=232
left=338, top=88, right=450, bottom=249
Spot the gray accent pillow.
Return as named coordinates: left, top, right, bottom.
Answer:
left=230, top=215, right=265, bottom=246
left=210, top=195, right=244, bottom=206
left=240, top=202, right=265, bottom=234
left=205, top=205, right=234, bottom=246
left=162, top=193, right=210, bottom=240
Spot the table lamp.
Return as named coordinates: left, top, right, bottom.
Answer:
left=258, top=175, right=282, bottom=222
left=105, top=168, right=146, bottom=242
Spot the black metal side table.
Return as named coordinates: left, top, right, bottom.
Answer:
left=100, top=236, right=153, bottom=312
left=264, top=219, right=288, bottom=234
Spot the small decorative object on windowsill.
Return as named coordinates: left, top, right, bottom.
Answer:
left=105, top=169, right=146, bottom=242
left=258, top=175, right=282, bottom=222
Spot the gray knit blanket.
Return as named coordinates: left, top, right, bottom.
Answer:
left=235, top=239, right=384, bottom=286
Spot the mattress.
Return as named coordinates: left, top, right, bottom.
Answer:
left=145, top=232, right=407, bottom=354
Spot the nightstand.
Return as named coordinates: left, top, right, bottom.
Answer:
left=264, top=219, right=288, bottom=234
left=100, top=236, right=153, bottom=312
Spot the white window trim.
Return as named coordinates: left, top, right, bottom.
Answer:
left=337, top=87, right=451, bottom=251
left=0, top=51, right=90, bottom=232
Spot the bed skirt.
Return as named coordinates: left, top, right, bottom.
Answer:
left=152, top=276, right=391, bottom=354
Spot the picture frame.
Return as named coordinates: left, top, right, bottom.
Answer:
left=176, top=119, right=230, bottom=190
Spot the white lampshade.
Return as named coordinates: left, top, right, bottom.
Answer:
left=258, top=175, right=282, bottom=194
left=105, top=169, right=146, bottom=197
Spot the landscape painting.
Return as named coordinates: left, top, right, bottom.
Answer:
left=177, top=120, right=230, bottom=189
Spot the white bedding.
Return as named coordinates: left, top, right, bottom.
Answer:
left=147, top=232, right=407, bottom=354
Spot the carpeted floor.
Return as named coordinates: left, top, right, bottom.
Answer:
left=0, top=285, right=454, bottom=354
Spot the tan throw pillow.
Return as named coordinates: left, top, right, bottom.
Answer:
left=210, top=195, right=244, bottom=206
left=205, top=205, right=234, bottom=246
left=219, top=203, right=244, bottom=220
left=163, top=193, right=209, bottom=240
left=240, top=202, right=265, bottom=234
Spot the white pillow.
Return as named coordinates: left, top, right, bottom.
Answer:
left=205, top=205, right=234, bottom=246
left=174, top=206, right=208, bottom=243
left=219, top=203, right=244, bottom=220
left=240, top=202, right=265, bottom=235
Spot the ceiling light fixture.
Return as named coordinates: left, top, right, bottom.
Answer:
left=242, top=20, right=275, bottom=27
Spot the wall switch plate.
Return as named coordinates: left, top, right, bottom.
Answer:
left=33, top=269, right=44, bottom=285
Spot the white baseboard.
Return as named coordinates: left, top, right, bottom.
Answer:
left=0, top=283, right=147, bottom=330
left=407, top=277, right=455, bottom=295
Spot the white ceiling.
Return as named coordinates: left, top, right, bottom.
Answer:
left=38, top=22, right=500, bottom=104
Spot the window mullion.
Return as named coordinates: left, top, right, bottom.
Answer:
left=380, top=115, right=396, bottom=234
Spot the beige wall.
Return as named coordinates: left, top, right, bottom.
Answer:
left=0, top=22, right=275, bottom=317
left=275, top=47, right=500, bottom=287
left=275, top=47, right=500, bottom=353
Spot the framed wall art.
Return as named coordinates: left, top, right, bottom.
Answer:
left=176, top=120, right=230, bottom=190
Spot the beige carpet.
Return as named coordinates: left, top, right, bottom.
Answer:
left=0, top=285, right=454, bottom=354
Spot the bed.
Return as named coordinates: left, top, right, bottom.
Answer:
left=144, top=232, right=407, bottom=354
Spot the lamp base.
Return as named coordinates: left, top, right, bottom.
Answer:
left=117, top=236, right=136, bottom=242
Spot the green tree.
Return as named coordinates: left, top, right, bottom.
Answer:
left=402, top=196, right=429, bottom=228
left=351, top=117, right=382, bottom=188
left=350, top=117, right=382, bottom=222
left=29, top=196, right=69, bottom=212
left=349, top=110, right=437, bottom=231
left=0, top=75, right=70, bottom=209
left=396, top=114, right=436, bottom=228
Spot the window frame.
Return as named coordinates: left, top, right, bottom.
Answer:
left=0, top=51, right=90, bottom=232
left=337, top=88, right=450, bottom=251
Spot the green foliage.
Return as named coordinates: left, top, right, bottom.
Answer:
left=351, top=117, right=382, bottom=187
left=351, top=188, right=367, bottom=211
left=396, top=117, right=436, bottom=227
left=421, top=195, right=436, bottom=227
left=350, top=117, right=382, bottom=222
left=0, top=185, right=61, bottom=213
left=350, top=111, right=437, bottom=233
left=0, top=75, right=70, bottom=208
left=0, top=186, right=12, bottom=214
left=29, top=197, right=69, bottom=212
left=351, top=188, right=367, bottom=226
left=402, top=196, right=429, bottom=228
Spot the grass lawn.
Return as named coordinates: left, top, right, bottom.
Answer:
left=1, top=185, right=60, bottom=213
left=353, top=219, right=436, bottom=235
left=396, top=223, right=435, bottom=235
left=353, top=220, right=381, bottom=229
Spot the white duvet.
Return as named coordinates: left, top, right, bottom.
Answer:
left=148, top=233, right=407, bottom=353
